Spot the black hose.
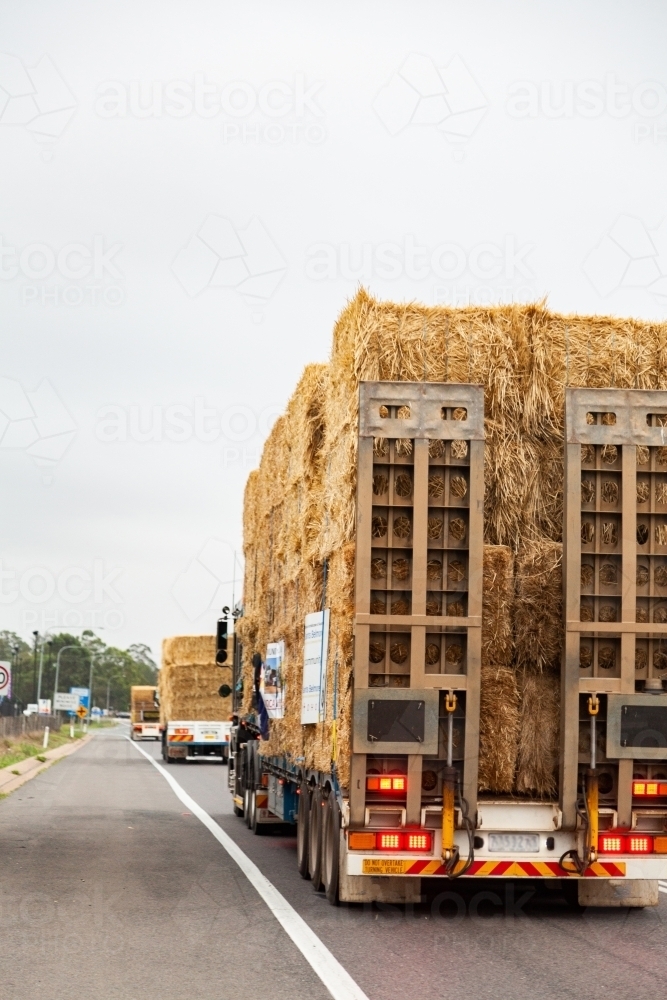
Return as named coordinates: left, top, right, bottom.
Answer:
left=559, top=775, right=590, bottom=876
left=445, top=771, right=475, bottom=879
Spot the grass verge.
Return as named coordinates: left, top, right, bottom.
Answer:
left=0, top=724, right=85, bottom=770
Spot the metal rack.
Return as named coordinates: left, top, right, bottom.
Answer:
left=351, top=382, right=484, bottom=824
left=562, top=388, right=667, bottom=828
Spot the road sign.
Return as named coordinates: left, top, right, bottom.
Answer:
left=0, top=661, right=11, bottom=698
left=38, top=699, right=51, bottom=715
left=54, top=692, right=80, bottom=711
left=71, top=687, right=89, bottom=708
left=76, top=705, right=87, bottom=719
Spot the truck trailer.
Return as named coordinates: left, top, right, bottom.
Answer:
left=130, top=685, right=161, bottom=740
left=160, top=635, right=232, bottom=764
left=230, top=293, right=667, bottom=908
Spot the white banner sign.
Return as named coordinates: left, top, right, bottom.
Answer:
left=54, top=692, right=80, bottom=711
left=301, top=610, right=329, bottom=724
left=262, top=641, right=285, bottom=719
left=0, top=661, right=11, bottom=698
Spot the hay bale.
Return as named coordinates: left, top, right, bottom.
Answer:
left=160, top=635, right=231, bottom=723
left=514, top=540, right=563, bottom=673
left=515, top=672, right=560, bottom=798
left=482, top=545, right=514, bottom=666
left=238, top=289, right=667, bottom=794
left=478, top=666, right=521, bottom=794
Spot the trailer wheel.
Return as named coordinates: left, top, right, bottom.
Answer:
left=244, top=787, right=252, bottom=827
left=322, top=792, right=340, bottom=905
left=251, top=790, right=264, bottom=835
left=297, top=782, right=311, bottom=879
left=308, top=787, right=324, bottom=891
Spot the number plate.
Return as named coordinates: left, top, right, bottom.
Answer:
left=488, top=834, right=540, bottom=853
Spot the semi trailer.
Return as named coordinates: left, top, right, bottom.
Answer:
left=229, top=296, right=667, bottom=907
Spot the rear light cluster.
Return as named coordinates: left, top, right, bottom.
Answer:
left=366, top=775, right=406, bottom=793
left=632, top=781, right=667, bottom=796
left=349, top=830, right=432, bottom=852
left=599, top=832, right=667, bottom=854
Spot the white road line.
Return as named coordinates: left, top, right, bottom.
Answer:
left=127, top=738, right=369, bottom=1000
left=660, top=887, right=667, bottom=895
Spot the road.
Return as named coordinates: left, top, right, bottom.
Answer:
left=0, top=726, right=666, bottom=1000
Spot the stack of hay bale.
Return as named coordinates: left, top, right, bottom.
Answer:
left=160, top=635, right=231, bottom=723
left=237, top=290, right=667, bottom=797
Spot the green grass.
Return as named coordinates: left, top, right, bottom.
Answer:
left=0, top=725, right=83, bottom=771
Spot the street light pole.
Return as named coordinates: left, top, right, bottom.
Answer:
left=36, top=638, right=53, bottom=706
left=86, top=652, right=95, bottom=724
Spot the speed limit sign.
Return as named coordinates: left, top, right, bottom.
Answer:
left=0, top=661, right=11, bottom=698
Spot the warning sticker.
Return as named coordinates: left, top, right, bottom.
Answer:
left=362, top=859, right=411, bottom=875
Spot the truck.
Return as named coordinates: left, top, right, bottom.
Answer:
left=130, top=686, right=161, bottom=740
left=160, top=635, right=232, bottom=764
left=229, top=294, right=667, bottom=908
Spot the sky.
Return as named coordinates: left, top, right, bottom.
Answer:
left=1, top=0, right=666, bottom=660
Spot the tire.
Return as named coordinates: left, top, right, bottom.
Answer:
left=251, top=790, right=263, bottom=835
left=297, top=782, right=311, bottom=879
left=244, top=786, right=252, bottom=827
left=308, top=787, right=324, bottom=891
left=322, top=792, right=341, bottom=905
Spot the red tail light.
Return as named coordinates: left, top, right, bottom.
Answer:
left=599, top=833, right=625, bottom=854
left=349, top=830, right=433, bottom=853
left=628, top=834, right=653, bottom=854
left=378, top=832, right=401, bottom=850
left=405, top=832, right=432, bottom=851
left=632, top=780, right=667, bottom=796
left=366, top=775, right=406, bottom=793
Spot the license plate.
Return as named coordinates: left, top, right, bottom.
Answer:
left=488, top=834, right=540, bottom=853
left=362, top=859, right=411, bottom=875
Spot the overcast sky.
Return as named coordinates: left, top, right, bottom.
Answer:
left=1, top=0, right=666, bottom=661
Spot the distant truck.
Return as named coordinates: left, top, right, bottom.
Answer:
left=160, top=635, right=233, bottom=764
left=130, top=686, right=161, bottom=740
left=163, top=719, right=232, bottom=764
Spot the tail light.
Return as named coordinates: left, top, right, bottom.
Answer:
left=348, top=832, right=376, bottom=850
left=405, top=832, right=432, bottom=851
left=654, top=836, right=667, bottom=853
left=366, top=775, right=406, bottom=793
left=378, top=832, right=401, bottom=850
left=632, top=781, right=667, bottom=796
left=348, top=830, right=433, bottom=852
left=628, top=834, right=653, bottom=854
left=599, top=833, right=625, bottom=853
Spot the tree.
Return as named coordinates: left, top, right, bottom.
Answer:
left=0, top=630, right=156, bottom=712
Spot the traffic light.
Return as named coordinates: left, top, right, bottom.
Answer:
left=216, top=617, right=228, bottom=664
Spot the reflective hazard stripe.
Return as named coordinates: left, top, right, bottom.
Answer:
left=402, top=859, right=626, bottom=877
left=169, top=735, right=194, bottom=742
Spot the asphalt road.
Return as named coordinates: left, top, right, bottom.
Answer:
left=1, top=726, right=667, bottom=1000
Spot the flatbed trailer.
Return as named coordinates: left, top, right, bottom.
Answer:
left=229, top=382, right=667, bottom=908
